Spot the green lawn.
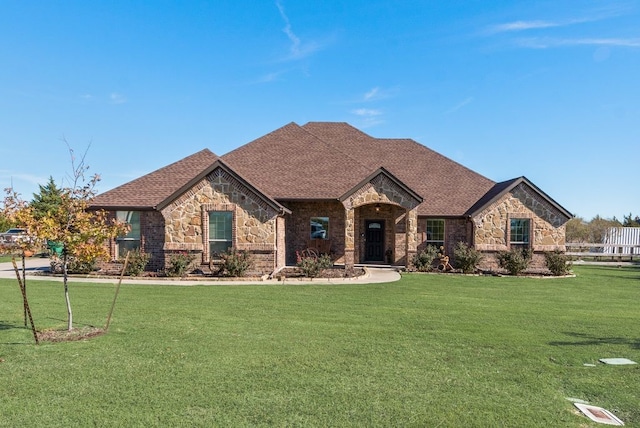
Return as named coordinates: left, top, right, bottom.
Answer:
left=1, top=265, right=639, bottom=427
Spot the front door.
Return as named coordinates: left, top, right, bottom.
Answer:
left=365, top=220, right=385, bottom=262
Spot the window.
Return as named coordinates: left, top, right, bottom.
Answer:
left=310, top=217, right=329, bottom=239
left=426, top=219, right=445, bottom=248
left=510, top=218, right=530, bottom=249
left=209, top=211, right=232, bottom=255
left=116, top=211, right=141, bottom=257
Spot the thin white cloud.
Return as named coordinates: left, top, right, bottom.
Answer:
left=486, top=5, right=630, bottom=34
left=445, top=97, right=474, bottom=114
left=352, top=108, right=382, bottom=117
left=275, top=0, right=326, bottom=61
left=351, top=108, right=384, bottom=128
left=516, top=37, right=640, bottom=49
left=352, top=86, right=397, bottom=103
left=276, top=0, right=301, bottom=55
left=364, top=87, right=380, bottom=101
left=489, top=20, right=559, bottom=33
left=110, top=93, right=127, bottom=104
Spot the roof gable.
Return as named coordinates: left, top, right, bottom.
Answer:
left=467, top=176, right=573, bottom=220
left=92, top=149, right=219, bottom=209
left=91, top=149, right=288, bottom=214
left=340, top=167, right=423, bottom=211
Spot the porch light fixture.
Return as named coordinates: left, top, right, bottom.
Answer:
left=375, top=203, right=381, bottom=212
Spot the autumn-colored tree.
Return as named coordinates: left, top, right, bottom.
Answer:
left=2, top=145, right=128, bottom=331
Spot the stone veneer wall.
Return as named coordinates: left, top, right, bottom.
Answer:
left=160, top=168, right=280, bottom=275
left=473, top=183, right=568, bottom=272
left=343, top=173, right=421, bottom=267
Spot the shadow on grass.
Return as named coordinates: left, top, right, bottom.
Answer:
left=0, top=320, right=37, bottom=345
left=550, top=332, right=640, bottom=349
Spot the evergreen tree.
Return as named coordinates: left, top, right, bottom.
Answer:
left=30, top=176, right=63, bottom=220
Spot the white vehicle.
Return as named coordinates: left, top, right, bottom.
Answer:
left=0, top=228, right=29, bottom=244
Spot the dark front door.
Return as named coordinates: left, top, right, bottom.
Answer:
left=365, top=220, right=385, bottom=262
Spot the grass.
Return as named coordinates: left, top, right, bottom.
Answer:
left=1, top=265, right=639, bottom=427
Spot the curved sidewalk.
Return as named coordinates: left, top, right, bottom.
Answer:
left=0, top=258, right=401, bottom=285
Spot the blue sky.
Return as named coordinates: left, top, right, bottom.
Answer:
left=1, top=0, right=638, bottom=220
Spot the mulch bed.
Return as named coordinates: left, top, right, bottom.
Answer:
left=37, top=326, right=105, bottom=342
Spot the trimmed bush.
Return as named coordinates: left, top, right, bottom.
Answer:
left=217, top=249, right=253, bottom=277
left=296, top=253, right=333, bottom=278
left=412, top=245, right=439, bottom=272
left=453, top=242, right=483, bottom=274
left=544, top=250, right=572, bottom=276
left=165, top=252, right=197, bottom=277
left=66, top=257, right=96, bottom=274
left=122, top=249, right=150, bottom=276
left=497, top=248, right=531, bottom=276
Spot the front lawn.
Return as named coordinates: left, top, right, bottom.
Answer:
left=1, top=265, right=639, bottom=427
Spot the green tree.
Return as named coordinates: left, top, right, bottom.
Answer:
left=588, top=215, right=621, bottom=243
left=30, top=176, right=63, bottom=221
left=0, top=211, right=14, bottom=234
left=565, top=217, right=591, bottom=242
left=622, top=213, right=640, bottom=227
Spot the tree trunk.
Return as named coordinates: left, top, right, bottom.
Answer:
left=63, top=251, right=73, bottom=331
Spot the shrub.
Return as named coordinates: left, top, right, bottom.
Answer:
left=412, top=245, right=438, bottom=272
left=122, top=249, right=150, bottom=276
left=217, top=249, right=253, bottom=277
left=453, top=242, right=483, bottom=274
left=544, top=250, right=572, bottom=276
left=165, top=252, right=196, bottom=277
left=66, top=256, right=96, bottom=274
left=497, top=248, right=532, bottom=276
left=296, top=252, right=333, bottom=278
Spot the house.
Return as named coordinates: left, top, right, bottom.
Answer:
left=91, top=122, right=572, bottom=274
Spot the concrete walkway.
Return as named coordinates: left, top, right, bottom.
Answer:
left=0, top=257, right=401, bottom=285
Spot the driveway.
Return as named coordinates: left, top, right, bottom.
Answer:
left=0, top=258, right=401, bottom=285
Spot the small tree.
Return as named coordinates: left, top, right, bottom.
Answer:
left=2, top=144, right=128, bottom=331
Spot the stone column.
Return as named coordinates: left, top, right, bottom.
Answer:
left=344, top=207, right=355, bottom=269
left=405, top=208, right=418, bottom=268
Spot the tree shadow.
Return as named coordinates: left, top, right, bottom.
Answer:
left=549, top=332, right=640, bottom=349
left=0, top=320, right=21, bottom=331
left=0, top=320, right=36, bottom=345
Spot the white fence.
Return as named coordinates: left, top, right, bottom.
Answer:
left=603, top=227, right=640, bottom=255
left=565, top=227, right=640, bottom=259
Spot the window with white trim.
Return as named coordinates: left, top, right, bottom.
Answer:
left=209, top=211, right=233, bottom=256
left=509, top=218, right=530, bottom=250
left=426, top=219, right=445, bottom=248
left=116, top=211, right=141, bottom=257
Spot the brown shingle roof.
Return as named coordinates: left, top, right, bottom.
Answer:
left=223, top=122, right=496, bottom=216
left=93, top=122, right=513, bottom=217
left=221, top=122, right=374, bottom=200
left=92, top=149, right=220, bottom=209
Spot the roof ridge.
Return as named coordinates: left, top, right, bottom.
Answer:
left=301, top=124, right=373, bottom=171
